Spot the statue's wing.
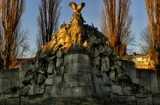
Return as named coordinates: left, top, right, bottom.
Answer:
left=77, top=3, right=85, bottom=12
left=69, top=2, right=77, bottom=10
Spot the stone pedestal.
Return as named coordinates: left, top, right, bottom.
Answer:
left=63, top=53, right=93, bottom=97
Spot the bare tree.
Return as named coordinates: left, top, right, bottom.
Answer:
left=144, top=0, right=160, bottom=67
left=37, top=0, right=61, bottom=48
left=0, top=0, right=28, bottom=68
left=101, top=0, right=133, bottom=58
left=140, top=26, right=152, bottom=54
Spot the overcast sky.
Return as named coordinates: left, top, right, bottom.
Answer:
left=21, top=0, right=147, bottom=55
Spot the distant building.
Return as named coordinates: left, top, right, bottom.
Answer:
left=122, top=54, right=156, bottom=71
left=9, top=58, right=35, bottom=68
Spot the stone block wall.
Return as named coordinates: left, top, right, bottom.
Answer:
left=136, top=69, right=158, bottom=93
left=0, top=59, right=34, bottom=95
left=157, top=71, right=160, bottom=93
left=0, top=59, right=159, bottom=95
left=150, top=70, right=158, bottom=93
left=136, top=69, right=152, bottom=91
left=0, top=59, right=160, bottom=105
left=121, top=60, right=159, bottom=93
left=19, top=60, right=34, bottom=83
left=0, top=68, right=19, bottom=93
left=158, top=77, right=160, bottom=93
left=121, top=60, right=138, bottom=84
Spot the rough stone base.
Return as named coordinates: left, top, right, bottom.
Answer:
left=1, top=95, right=160, bottom=105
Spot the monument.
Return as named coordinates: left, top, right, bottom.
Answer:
left=1, top=2, right=160, bottom=105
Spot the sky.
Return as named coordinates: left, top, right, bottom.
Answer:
left=21, top=0, right=148, bottom=55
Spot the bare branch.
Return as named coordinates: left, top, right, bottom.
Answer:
left=0, top=0, right=27, bottom=68
left=101, top=0, right=133, bottom=58
left=37, top=0, right=61, bottom=49
left=144, top=0, right=160, bottom=67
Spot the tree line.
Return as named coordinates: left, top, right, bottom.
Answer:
left=0, top=0, right=61, bottom=68
left=101, top=0, right=160, bottom=70
left=0, top=0, right=159, bottom=70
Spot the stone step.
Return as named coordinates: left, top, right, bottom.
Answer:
left=136, top=100, right=153, bottom=105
